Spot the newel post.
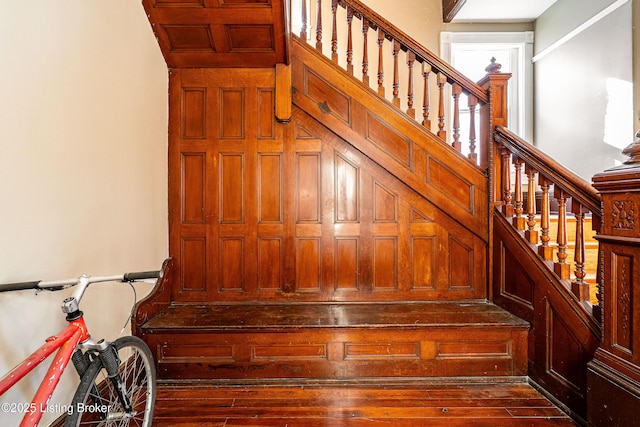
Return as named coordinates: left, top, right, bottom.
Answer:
left=477, top=58, right=511, bottom=203
left=588, top=131, right=640, bottom=426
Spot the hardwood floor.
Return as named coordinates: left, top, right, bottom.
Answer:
left=153, top=380, right=576, bottom=426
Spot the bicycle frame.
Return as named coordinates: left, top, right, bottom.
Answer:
left=0, top=262, right=166, bottom=427
left=0, top=316, right=89, bottom=426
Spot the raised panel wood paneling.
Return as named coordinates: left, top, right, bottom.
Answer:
left=182, top=88, right=207, bottom=139
left=257, top=88, right=275, bottom=139
left=181, top=153, right=206, bottom=223
left=252, top=344, right=327, bottom=360
left=335, top=154, right=359, bottom=222
left=258, top=154, right=282, bottom=222
left=219, top=237, right=244, bottom=291
left=547, top=302, right=584, bottom=394
left=365, top=111, right=412, bottom=168
left=296, top=153, right=320, bottom=223
left=226, top=25, right=274, bottom=51
left=220, top=153, right=244, bottom=223
left=373, top=237, right=397, bottom=289
left=304, top=67, right=351, bottom=126
left=427, top=157, right=473, bottom=213
left=220, top=89, right=245, bottom=139
left=501, top=245, right=535, bottom=309
left=335, top=238, right=359, bottom=290
left=492, top=213, right=600, bottom=419
left=168, top=68, right=486, bottom=303
left=162, top=25, right=214, bottom=51
left=612, top=252, right=634, bottom=354
left=291, top=38, right=488, bottom=239
left=449, top=236, right=473, bottom=289
left=374, top=182, right=397, bottom=222
left=159, top=343, right=235, bottom=363
left=344, top=342, right=420, bottom=360
left=412, top=237, right=436, bottom=290
left=437, top=342, right=509, bottom=359
left=181, top=237, right=206, bottom=292
left=296, top=238, right=321, bottom=292
left=143, top=0, right=287, bottom=68
left=258, top=238, right=282, bottom=290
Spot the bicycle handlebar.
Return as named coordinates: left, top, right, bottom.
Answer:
left=0, top=263, right=165, bottom=293
left=0, top=281, right=44, bottom=293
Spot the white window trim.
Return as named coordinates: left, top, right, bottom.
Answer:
left=441, top=31, right=534, bottom=143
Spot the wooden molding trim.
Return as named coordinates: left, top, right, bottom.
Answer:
left=442, top=0, right=467, bottom=23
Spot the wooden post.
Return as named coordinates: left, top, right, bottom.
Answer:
left=553, top=187, right=570, bottom=280
left=275, top=63, right=292, bottom=123
left=588, top=131, right=640, bottom=426
left=512, top=156, right=525, bottom=230
left=477, top=58, right=511, bottom=203
left=524, top=165, right=539, bottom=244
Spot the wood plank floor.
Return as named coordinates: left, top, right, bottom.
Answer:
left=153, top=380, right=576, bottom=426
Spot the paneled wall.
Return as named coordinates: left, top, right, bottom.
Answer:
left=169, top=68, right=486, bottom=303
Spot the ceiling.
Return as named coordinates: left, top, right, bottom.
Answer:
left=452, top=0, right=558, bottom=23
left=142, top=0, right=289, bottom=68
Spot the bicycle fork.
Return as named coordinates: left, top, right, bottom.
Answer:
left=98, top=343, right=134, bottom=413
left=65, top=295, right=134, bottom=420
left=71, top=342, right=136, bottom=421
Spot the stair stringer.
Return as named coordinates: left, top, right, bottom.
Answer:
left=492, top=212, right=600, bottom=422
left=291, top=36, right=489, bottom=243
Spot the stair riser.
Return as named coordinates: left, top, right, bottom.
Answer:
left=144, top=327, right=528, bottom=380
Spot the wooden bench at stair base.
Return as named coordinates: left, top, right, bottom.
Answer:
left=140, top=301, right=529, bottom=381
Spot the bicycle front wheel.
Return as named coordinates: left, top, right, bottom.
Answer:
left=65, top=336, right=156, bottom=427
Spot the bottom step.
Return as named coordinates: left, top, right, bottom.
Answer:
left=152, top=380, right=575, bottom=426
left=140, top=301, right=530, bottom=380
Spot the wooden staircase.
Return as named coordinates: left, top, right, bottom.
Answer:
left=141, top=301, right=528, bottom=380
left=134, top=0, right=609, bottom=425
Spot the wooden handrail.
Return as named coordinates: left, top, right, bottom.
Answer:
left=494, top=124, right=602, bottom=310
left=494, top=125, right=601, bottom=217
left=337, top=0, right=488, bottom=104
left=296, top=0, right=495, bottom=166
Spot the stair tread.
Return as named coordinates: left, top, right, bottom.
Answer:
left=142, top=301, right=529, bottom=330
left=152, top=381, right=575, bottom=426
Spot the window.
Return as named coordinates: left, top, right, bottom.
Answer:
left=441, top=32, right=534, bottom=143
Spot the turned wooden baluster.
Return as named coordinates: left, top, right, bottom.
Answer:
left=300, top=0, right=308, bottom=40
left=501, top=148, right=513, bottom=216
left=422, top=63, right=431, bottom=130
left=316, top=0, right=323, bottom=50
left=331, top=0, right=338, bottom=62
left=406, top=51, right=416, bottom=118
left=512, top=157, right=525, bottom=230
left=571, top=202, right=589, bottom=302
left=362, top=19, right=369, bottom=86
left=437, top=73, right=447, bottom=140
left=346, top=6, right=354, bottom=75
left=392, top=40, right=401, bottom=108
left=553, top=188, right=570, bottom=280
left=538, top=178, right=553, bottom=261
left=524, top=166, right=539, bottom=244
left=377, top=29, right=385, bottom=96
left=451, top=83, right=462, bottom=152
left=468, top=95, right=478, bottom=163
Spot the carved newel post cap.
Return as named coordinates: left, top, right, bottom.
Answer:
left=622, top=130, right=640, bottom=165
left=485, top=57, right=502, bottom=74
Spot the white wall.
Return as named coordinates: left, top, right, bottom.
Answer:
left=534, top=0, right=633, bottom=179
left=0, top=1, right=168, bottom=425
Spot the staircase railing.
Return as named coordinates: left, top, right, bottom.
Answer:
left=494, top=125, right=602, bottom=316
left=293, top=0, right=490, bottom=166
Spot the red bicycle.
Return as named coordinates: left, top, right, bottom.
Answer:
left=0, top=259, right=169, bottom=427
